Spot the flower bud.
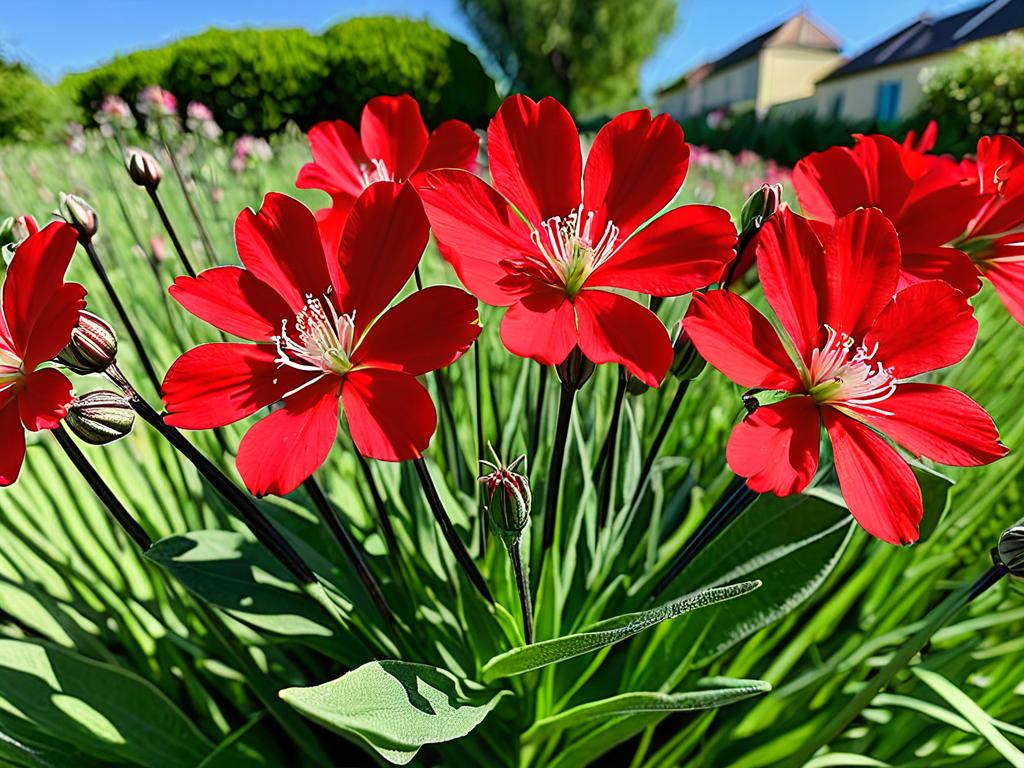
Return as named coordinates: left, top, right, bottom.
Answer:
left=125, top=148, right=163, bottom=190
left=739, top=183, right=783, bottom=234
left=56, top=311, right=118, bottom=374
left=669, top=323, right=706, bottom=381
left=996, top=525, right=1024, bottom=576
left=65, top=390, right=135, bottom=445
left=626, top=375, right=650, bottom=396
left=480, top=449, right=531, bottom=546
left=58, top=193, right=98, bottom=242
left=556, top=347, right=595, bottom=391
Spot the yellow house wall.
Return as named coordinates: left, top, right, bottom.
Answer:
left=757, top=47, right=842, bottom=112
left=813, top=51, right=951, bottom=120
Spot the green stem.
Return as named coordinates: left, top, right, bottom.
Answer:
left=541, top=384, right=575, bottom=552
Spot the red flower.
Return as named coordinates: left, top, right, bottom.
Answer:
left=0, top=223, right=87, bottom=486
left=684, top=207, right=1006, bottom=545
left=415, top=95, right=737, bottom=386
left=296, top=94, right=480, bottom=245
left=793, top=132, right=983, bottom=296
left=162, top=184, right=480, bottom=497
left=961, top=135, right=1024, bottom=241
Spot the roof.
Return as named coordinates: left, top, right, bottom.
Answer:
left=657, top=14, right=840, bottom=95
left=820, top=0, right=1024, bottom=82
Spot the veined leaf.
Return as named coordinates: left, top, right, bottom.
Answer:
left=480, top=581, right=760, bottom=683
left=280, top=661, right=509, bottom=765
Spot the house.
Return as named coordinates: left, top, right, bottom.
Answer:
left=655, top=14, right=842, bottom=120
left=812, top=0, right=1024, bottom=122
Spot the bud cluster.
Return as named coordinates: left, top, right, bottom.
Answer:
left=56, top=311, right=118, bottom=374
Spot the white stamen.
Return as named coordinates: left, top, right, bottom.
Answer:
left=358, top=158, right=395, bottom=188
left=526, top=204, right=621, bottom=294
left=806, top=326, right=897, bottom=416
left=0, top=347, right=22, bottom=395
left=272, top=292, right=357, bottom=376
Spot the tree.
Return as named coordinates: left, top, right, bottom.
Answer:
left=457, top=0, right=676, bottom=116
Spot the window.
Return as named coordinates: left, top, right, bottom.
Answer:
left=876, top=81, right=901, bottom=122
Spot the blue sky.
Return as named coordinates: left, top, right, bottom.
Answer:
left=1, top=0, right=988, bottom=94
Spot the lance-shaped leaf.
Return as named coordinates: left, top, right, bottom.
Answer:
left=280, top=661, right=509, bottom=765
left=480, top=581, right=760, bottom=683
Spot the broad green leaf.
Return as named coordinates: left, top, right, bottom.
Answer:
left=524, top=677, right=770, bottom=743
left=0, top=639, right=212, bottom=768
left=280, top=661, right=509, bottom=765
left=481, top=581, right=760, bottom=683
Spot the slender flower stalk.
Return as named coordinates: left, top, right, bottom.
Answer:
left=529, top=364, right=548, bottom=459
left=155, top=118, right=219, bottom=261
left=595, top=368, right=628, bottom=528
left=631, top=379, right=690, bottom=512
left=146, top=188, right=197, bottom=278
left=354, top=450, right=399, bottom=558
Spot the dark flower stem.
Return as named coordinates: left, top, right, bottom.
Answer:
left=785, top=563, right=1008, bottom=767
left=156, top=120, right=218, bottom=260
left=630, top=379, right=691, bottom=512
left=52, top=425, right=152, bottom=551
left=529, top=364, right=549, bottom=459
left=302, top=478, right=396, bottom=625
left=595, top=370, right=628, bottom=528
left=650, top=474, right=759, bottom=600
left=541, top=384, right=576, bottom=552
left=82, top=240, right=163, bottom=396
left=474, top=342, right=486, bottom=555
left=354, top=451, right=399, bottom=558
left=508, top=538, right=534, bottom=644
left=412, top=457, right=493, bottom=603
left=146, top=188, right=197, bottom=278
left=107, top=365, right=315, bottom=585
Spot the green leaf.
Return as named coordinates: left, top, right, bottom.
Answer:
left=912, top=667, right=1024, bottom=767
left=280, top=661, right=509, bottom=765
left=524, top=677, right=770, bottom=743
left=480, top=581, right=760, bottom=683
left=0, top=639, right=212, bottom=768
left=911, top=463, right=954, bottom=543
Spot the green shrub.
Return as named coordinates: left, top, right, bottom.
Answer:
left=60, top=46, right=177, bottom=118
left=921, top=32, right=1024, bottom=153
left=0, top=62, right=76, bottom=142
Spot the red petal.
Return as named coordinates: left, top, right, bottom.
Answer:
left=587, top=204, right=736, bottom=296
left=726, top=395, right=821, bottom=495
left=316, top=204, right=351, bottom=266
left=859, top=383, right=1006, bottom=467
left=353, top=286, right=480, bottom=375
left=416, top=169, right=535, bottom=307
left=793, top=146, right=868, bottom=223
left=983, top=245, right=1024, bottom=325
left=162, top=343, right=315, bottom=429
left=583, top=109, right=689, bottom=240
left=0, top=401, right=26, bottom=487
left=865, top=281, right=977, bottom=378
left=575, top=289, right=672, bottom=387
left=487, top=94, right=581, bottom=224
left=18, top=368, right=72, bottom=432
left=335, top=182, right=428, bottom=333
left=898, top=182, right=983, bottom=252
left=853, top=135, right=913, bottom=218
left=236, top=377, right=340, bottom=496
left=416, top=120, right=480, bottom=175
left=169, top=267, right=292, bottom=342
left=823, top=409, right=921, bottom=545
left=235, top=194, right=331, bottom=313
left=295, top=120, right=367, bottom=200
left=755, top=207, right=827, bottom=362
left=2, top=222, right=79, bottom=358
left=22, top=283, right=86, bottom=371
left=360, top=95, right=429, bottom=182
left=342, top=369, right=435, bottom=461
left=683, top=290, right=803, bottom=391
left=898, top=246, right=981, bottom=296
left=820, top=208, right=902, bottom=340
left=499, top=287, right=577, bottom=367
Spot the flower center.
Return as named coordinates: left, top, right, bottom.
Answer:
left=805, top=326, right=896, bottom=415
left=274, top=293, right=356, bottom=376
left=0, top=347, right=23, bottom=396
left=528, top=205, right=620, bottom=298
left=359, top=158, right=395, bottom=188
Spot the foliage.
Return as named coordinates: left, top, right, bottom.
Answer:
left=457, top=0, right=675, bottom=116
left=0, top=61, right=76, bottom=142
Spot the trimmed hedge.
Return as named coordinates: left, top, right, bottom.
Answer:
left=60, top=17, right=498, bottom=134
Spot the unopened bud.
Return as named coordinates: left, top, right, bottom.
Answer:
left=556, top=347, right=596, bottom=391
left=1, top=215, right=39, bottom=258
left=65, top=390, right=135, bottom=445
left=996, top=525, right=1024, bottom=576
left=58, top=193, right=98, bottom=242
left=739, top=183, right=783, bottom=234
left=480, top=447, right=531, bottom=546
left=626, top=375, right=650, bottom=396
left=670, top=323, right=706, bottom=380
left=56, top=311, right=118, bottom=374
left=125, top=148, right=163, bottom=190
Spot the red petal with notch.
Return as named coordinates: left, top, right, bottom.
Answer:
left=583, top=110, right=689, bottom=240
left=864, top=281, right=977, bottom=378
left=18, top=368, right=72, bottom=432
left=575, top=289, right=672, bottom=387
left=587, top=204, right=736, bottom=296
left=342, top=368, right=436, bottom=461
left=683, top=290, right=803, bottom=391
left=793, top=146, right=870, bottom=223
left=353, top=286, right=480, bottom=375
left=823, top=408, right=921, bottom=545
left=359, top=94, right=429, bottom=181
left=416, top=169, right=536, bottom=306
left=499, top=287, right=577, bottom=367
left=295, top=120, right=368, bottom=200
left=236, top=376, right=341, bottom=497
left=417, top=120, right=480, bottom=175
left=0, top=401, right=25, bottom=487
left=726, top=395, right=821, bottom=495
left=859, top=383, right=1006, bottom=467
left=487, top=95, right=582, bottom=224
left=235, top=193, right=331, bottom=313
left=170, top=267, right=292, bottom=342
left=335, top=182, right=428, bottom=332
left=22, top=283, right=86, bottom=371
left=163, top=343, right=315, bottom=429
